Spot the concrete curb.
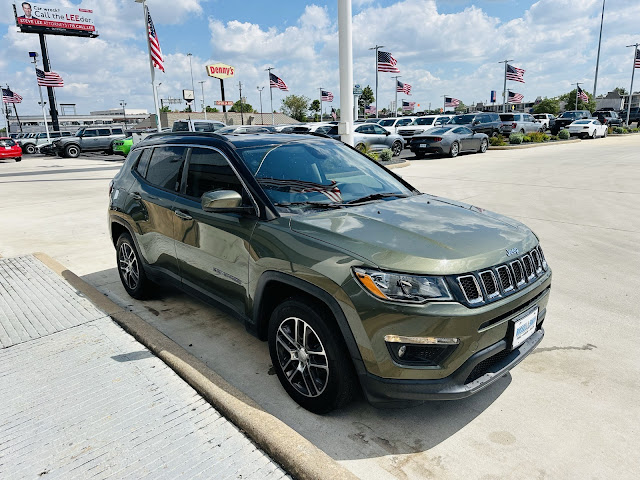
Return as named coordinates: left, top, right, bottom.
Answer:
left=384, top=159, right=411, bottom=169
left=489, top=139, right=581, bottom=150
left=33, top=252, right=359, bottom=480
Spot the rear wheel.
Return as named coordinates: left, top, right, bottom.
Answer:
left=268, top=298, right=356, bottom=414
left=603, top=129, right=608, bottom=138
left=491, top=130, right=499, bottom=138
left=355, top=143, right=366, bottom=153
left=449, top=141, right=459, bottom=158
left=591, top=129, right=597, bottom=139
left=64, top=144, right=80, bottom=158
left=15, top=157, right=22, bottom=162
left=116, top=233, right=150, bottom=299
left=391, top=141, right=402, bottom=157
left=478, top=138, right=488, bottom=153
left=24, top=144, right=36, bottom=155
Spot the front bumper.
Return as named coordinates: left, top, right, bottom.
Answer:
left=360, top=321, right=545, bottom=405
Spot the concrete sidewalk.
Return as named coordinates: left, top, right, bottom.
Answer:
left=0, top=255, right=290, bottom=479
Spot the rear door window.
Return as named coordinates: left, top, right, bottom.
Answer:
left=83, top=129, right=98, bottom=137
left=184, top=147, right=243, bottom=198
left=112, top=128, right=123, bottom=135
left=144, top=146, right=187, bottom=191
left=98, top=129, right=111, bottom=136
left=135, top=148, right=153, bottom=177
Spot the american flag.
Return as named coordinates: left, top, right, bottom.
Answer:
left=402, top=100, right=416, bottom=111
left=377, top=51, right=400, bottom=73
left=396, top=80, right=411, bottom=95
left=364, top=105, right=376, bottom=114
left=2, top=88, right=22, bottom=103
left=321, top=90, right=333, bottom=102
left=506, top=64, right=525, bottom=83
left=331, top=107, right=337, bottom=120
left=269, top=73, right=289, bottom=91
left=36, top=68, right=64, bottom=87
left=577, top=86, right=589, bottom=102
left=508, top=91, right=524, bottom=104
left=146, top=7, right=164, bottom=72
left=444, top=97, right=460, bottom=107
left=635, top=49, right=640, bottom=68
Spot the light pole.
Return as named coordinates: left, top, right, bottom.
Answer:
left=238, top=81, right=244, bottom=125
left=339, top=0, right=354, bottom=145
left=187, top=53, right=195, bottom=112
left=198, top=80, right=207, bottom=120
left=29, top=51, right=50, bottom=142
left=593, top=0, right=606, bottom=100
left=257, top=86, right=264, bottom=124
left=625, top=43, right=639, bottom=126
left=120, top=100, right=127, bottom=128
left=265, top=66, right=274, bottom=125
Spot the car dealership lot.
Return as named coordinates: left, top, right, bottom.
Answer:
left=1, top=136, right=639, bottom=479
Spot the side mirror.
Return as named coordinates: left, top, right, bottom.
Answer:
left=201, top=190, right=253, bottom=214
left=472, top=120, right=479, bottom=125
left=385, top=131, right=390, bottom=136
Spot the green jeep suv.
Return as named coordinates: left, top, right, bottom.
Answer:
left=108, top=132, right=551, bottom=413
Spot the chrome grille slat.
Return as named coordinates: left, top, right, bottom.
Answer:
left=496, top=265, right=514, bottom=292
left=457, top=275, right=483, bottom=304
left=510, top=260, right=526, bottom=286
left=522, top=254, right=535, bottom=279
left=530, top=249, right=542, bottom=273
left=479, top=270, right=500, bottom=299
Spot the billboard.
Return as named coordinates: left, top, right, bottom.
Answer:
left=13, top=2, right=98, bottom=38
left=206, top=63, right=235, bottom=79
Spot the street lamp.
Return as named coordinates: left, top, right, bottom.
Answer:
left=187, top=53, right=195, bottom=112
left=120, top=100, right=127, bottom=128
left=257, top=86, right=264, bottom=125
left=198, top=80, right=207, bottom=120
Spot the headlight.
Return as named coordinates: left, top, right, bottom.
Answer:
left=353, top=267, right=452, bottom=303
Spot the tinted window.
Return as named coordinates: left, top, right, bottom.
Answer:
left=194, top=122, right=216, bottom=132
left=426, top=127, right=455, bottom=135
left=83, top=130, right=98, bottom=137
left=379, top=119, right=394, bottom=126
left=356, top=125, right=374, bottom=134
left=397, top=118, right=413, bottom=126
left=112, top=128, right=123, bottom=134
left=135, top=148, right=152, bottom=177
left=476, top=115, right=489, bottom=123
left=172, top=121, right=189, bottom=132
left=127, top=148, right=142, bottom=165
left=145, top=146, right=186, bottom=191
left=0, top=139, right=16, bottom=147
left=185, top=148, right=242, bottom=198
left=98, top=129, right=111, bottom=136
left=371, top=125, right=388, bottom=134
left=414, top=118, right=435, bottom=125
left=450, top=115, right=474, bottom=124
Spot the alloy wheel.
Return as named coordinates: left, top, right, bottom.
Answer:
left=450, top=142, right=459, bottom=157
left=118, top=242, right=139, bottom=291
left=392, top=141, right=402, bottom=156
left=274, top=316, right=329, bottom=398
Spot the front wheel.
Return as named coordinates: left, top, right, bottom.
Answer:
left=355, top=143, right=366, bottom=153
left=591, top=130, right=597, bottom=139
left=24, top=144, right=36, bottom=155
left=449, top=141, right=459, bottom=158
left=391, top=141, right=402, bottom=157
left=116, top=233, right=150, bottom=299
left=478, top=138, right=488, bottom=153
left=268, top=298, right=356, bottom=414
left=64, top=144, right=80, bottom=158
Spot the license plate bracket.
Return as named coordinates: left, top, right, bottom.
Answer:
left=511, top=306, right=538, bottom=349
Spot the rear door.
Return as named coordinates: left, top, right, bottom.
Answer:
left=171, top=146, right=257, bottom=313
left=97, top=128, right=112, bottom=149
left=79, top=129, right=100, bottom=150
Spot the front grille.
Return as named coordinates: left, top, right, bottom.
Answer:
left=458, top=275, right=482, bottom=303
left=511, top=260, right=525, bottom=286
left=496, top=265, right=514, bottom=292
left=522, top=255, right=534, bottom=279
left=530, top=249, right=542, bottom=273
left=465, top=349, right=513, bottom=384
left=479, top=271, right=499, bottom=299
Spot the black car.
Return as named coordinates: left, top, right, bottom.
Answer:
left=550, top=110, right=591, bottom=135
left=448, top=112, right=512, bottom=137
left=593, top=110, right=622, bottom=127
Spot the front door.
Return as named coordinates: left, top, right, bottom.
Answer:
left=172, top=146, right=257, bottom=314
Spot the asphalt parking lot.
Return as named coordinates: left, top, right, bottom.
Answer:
left=1, top=136, right=639, bottom=479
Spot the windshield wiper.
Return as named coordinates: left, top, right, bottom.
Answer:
left=274, top=201, right=345, bottom=209
left=346, top=192, right=409, bottom=204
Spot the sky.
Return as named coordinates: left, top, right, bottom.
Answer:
left=1, top=0, right=639, bottom=117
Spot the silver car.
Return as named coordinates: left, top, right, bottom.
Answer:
left=410, top=125, right=489, bottom=158
left=499, top=113, right=543, bottom=134
left=321, top=123, right=405, bottom=156
left=397, top=115, right=454, bottom=145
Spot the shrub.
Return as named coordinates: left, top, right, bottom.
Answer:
left=632, top=128, right=640, bottom=133
left=529, top=132, right=549, bottom=143
left=379, top=148, right=393, bottom=162
left=509, top=133, right=524, bottom=144
left=549, top=135, right=559, bottom=141
left=613, top=126, right=625, bottom=134
left=558, top=129, right=570, bottom=140
left=489, top=135, right=507, bottom=146
left=522, top=135, right=532, bottom=142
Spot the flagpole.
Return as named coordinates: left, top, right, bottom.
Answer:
left=31, top=54, right=50, bottom=142
left=319, top=87, right=322, bottom=122
left=138, top=0, right=161, bottom=132
left=499, top=59, right=512, bottom=113
left=575, top=82, right=583, bottom=110
left=625, top=43, right=639, bottom=127
left=266, top=67, right=274, bottom=125
left=7, top=85, right=23, bottom=133
left=392, top=75, right=401, bottom=117
left=369, top=45, right=384, bottom=116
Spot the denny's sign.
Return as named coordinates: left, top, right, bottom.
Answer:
left=206, top=63, right=235, bottom=79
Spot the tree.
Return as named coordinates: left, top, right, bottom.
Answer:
left=613, top=87, right=628, bottom=96
left=184, top=105, right=192, bottom=113
left=559, top=89, right=596, bottom=112
left=229, top=100, right=253, bottom=113
left=205, top=106, right=219, bottom=113
left=454, top=101, right=466, bottom=112
left=310, top=99, right=321, bottom=121
left=159, top=105, right=171, bottom=113
left=358, top=85, right=375, bottom=114
left=533, top=98, right=560, bottom=115
left=281, top=94, right=310, bottom=121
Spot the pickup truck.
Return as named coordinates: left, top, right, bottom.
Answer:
left=550, top=110, right=592, bottom=135
left=593, top=110, right=623, bottom=128
left=621, top=107, right=640, bottom=126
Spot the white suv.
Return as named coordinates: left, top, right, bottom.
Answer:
left=378, top=117, right=417, bottom=134
left=533, top=114, right=555, bottom=131
left=397, top=115, right=454, bottom=145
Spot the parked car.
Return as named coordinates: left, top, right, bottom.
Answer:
left=448, top=112, right=511, bottom=137
left=397, top=115, right=455, bottom=145
left=18, top=131, right=72, bottom=155
left=112, top=137, right=134, bottom=156
left=316, top=123, right=404, bottom=156
left=593, top=110, right=623, bottom=128
left=620, top=107, right=640, bottom=126
left=410, top=125, right=489, bottom=158
left=532, top=113, right=555, bottom=130
left=550, top=110, right=591, bottom=135
left=378, top=117, right=417, bottom=134
left=172, top=119, right=226, bottom=133
left=216, top=125, right=277, bottom=134
left=52, top=126, right=126, bottom=158
left=0, top=137, right=22, bottom=162
left=567, top=119, right=608, bottom=139
left=108, top=131, right=551, bottom=413
left=500, top=113, right=543, bottom=134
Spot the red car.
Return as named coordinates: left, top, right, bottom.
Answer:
left=0, top=137, right=22, bottom=162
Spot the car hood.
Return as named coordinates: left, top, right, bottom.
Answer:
left=290, top=194, right=538, bottom=274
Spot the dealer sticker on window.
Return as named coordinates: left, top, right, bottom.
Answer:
left=512, top=307, right=538, bottom=349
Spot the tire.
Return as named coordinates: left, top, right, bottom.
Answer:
left=449, top=141, right=459, bottom=158
left=391, top=141, right=402, bottom=157
left=520, top=129, right=525, bottom=135
left=491, top=131, right=499, bottom=138
left=355, top=143, right=366, bottom=153
left=603, top=129, right=607, bottom=138
left=116, top=233, right=150, bottom=300
left=15, top=158, right=22, bottom=162
left=24, top=143, right=36, bottom=155
left=268, top=298, right=356, bottom=414
left=478, top=138, right=488, bottom=153
left=591, top=130, right=596, bottom=139
left=538, top=128, right=544, bottom=133
left=64, top=144, right=80, bottom=158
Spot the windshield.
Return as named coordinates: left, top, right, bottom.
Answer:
left=560, top=112, right=583, bottom=119
left=424, top=127, right=455, bottom=135
left=413, top=118, right=435, bottom=125
left=0, top=139, right=16, bottom=147
left=449, top=115, right=474, bottom=124
left=573, top=120, right=591, bottom=124
left=75, top=128, right=84, bottom=136
left=237, top=140, right=413, bottom=208
left=378, top=119, right=395, bottom=126
left=172, top=121, right=189, bottom=132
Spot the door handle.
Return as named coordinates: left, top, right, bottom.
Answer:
left=174, top=209, right=193, bottom=221
left=131, top=192, right=142, bottom=200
